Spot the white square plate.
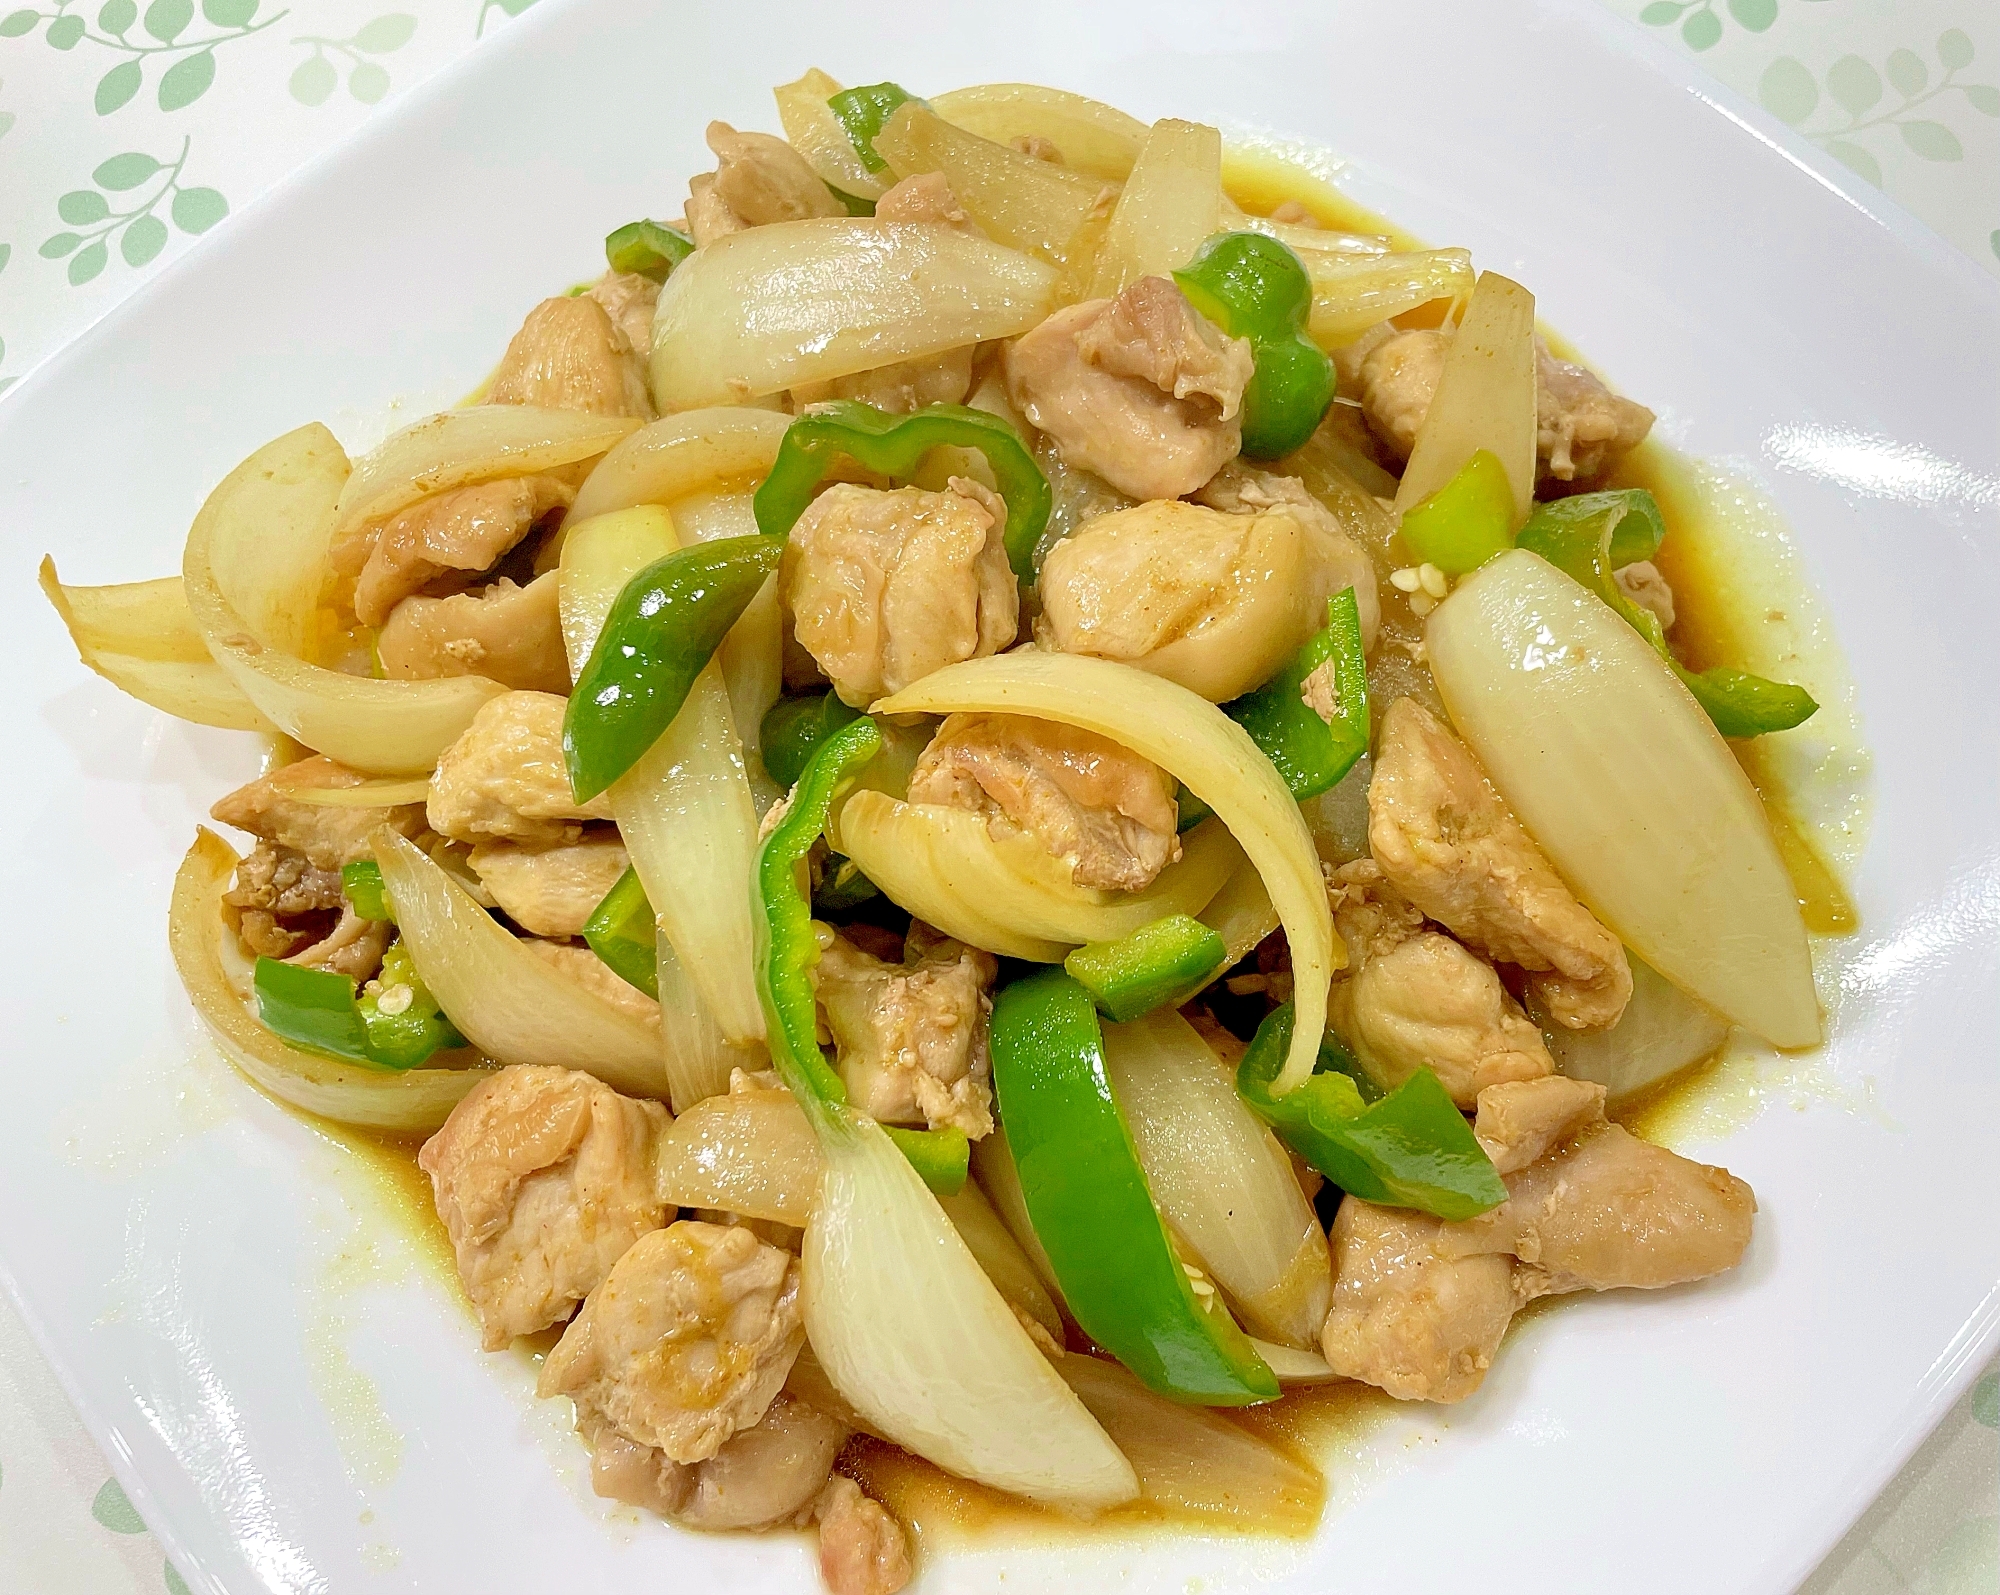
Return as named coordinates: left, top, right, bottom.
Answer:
left=3, top=1, right=1997, bottom=1591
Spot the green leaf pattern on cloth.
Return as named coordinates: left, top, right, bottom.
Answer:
left=0, top=1, right=1992, bottom=1591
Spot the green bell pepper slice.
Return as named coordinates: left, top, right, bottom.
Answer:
left=563, top=534, right=782, bottom=802
left=604, top=218, right=694, bottom=283
left=812, top=852, right=880, bottom=913
left=1236, top=1003, right=1506, bottom=1221
left=991, top=968, right=1279, bottom=1405
left=760, top=689, right=864, bottom=789
left=1515, top=498, right=1818, bottom=738
left=254, top=945, right=464, bottom=1071
left=1064, top=915, right=1228, bottom=1023
left=753, top=401, right=1053, bottom=583
left=583, top=866, right=659, bottom=999
left=1399, top=449, right=1516, bottom=575
left=826, top=81, right=919, bottom=174
left=1173, top=231, right=1336, bottom=459
left=748, top=717, right=964, bottom=1193
left=340, top=859, right=391, bottom=924
left=1225, top=586, right=1370, bottom=801
left=1524, top=487, right=1666, bottom=569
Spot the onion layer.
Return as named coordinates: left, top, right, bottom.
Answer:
left=40, top=559, right=272, bottom=732
left=936, top=1182, right=1065, bottom=1344
left=929, top=84, right=1147, bottom=183
left=374, top=830, right=671, bottom=1096
left=1101, top=1010, right=1330, bottom=1348
left=1055, top=1355, right=1323, bottom=1533
left=649, top=219, right=1059, bottom=412
left=834, top=793, right=1240, bottom=962
left=1392, top=271, right=1537, bottom=525
left=1540, top=951, right=1732, bottom=1103
left=1089, top=118, right=1222, bottom=299
left=656, top=1084, right=821, bottom=1224
left=182, top=423, right=503, bottom=773
left=970, top=1125, right=1064, bottom=1302
left=1300, top=247, right=1475, bottom=348
left=805, top=1113, right=1137, bottom=1512
left=1426, top=550, right=1818, bottom=1048
left=569, top=408, right=789, bottom=523
left=170, top=829, right=489, bottom=1132
left=774, top=68, right=890, bottom=201
left=877, top=652, right=1338, bottom=1093
left=329, top=405, right=638, bottom=547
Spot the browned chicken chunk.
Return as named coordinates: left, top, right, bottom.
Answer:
left=1357, top=328, right=1655, bottom=487
left=1369, top=697, right=1631, bottom=1030
left=419, top=1064, right=670, bottom=1350
left=781, top=478, right=1017, bottom=707
left=1004, top=275, right=1252, bottom=500
left=211, top=754, right=425, bottom=869
left=538, top=1220, right=805, bottom=1464
left=428, top=691, right=615, bottom=846
left=907, top=711, right=1181, bottom=892
left=338, top=475, right=574, bottom=629
left=487, top=293, right=654, bottom=419
left=1326, top=859, right=1553, bottom=1106
left=375, top=571, right=571, bottom=695
left=815, top=1476, right=914, bottom=1595
left=686, top=120, right=843, bottom=246
left=467, top=832, right=630, bottom=938
left=585, top=270, right=659, bottom=365
left=583, top=1393, right=849, bottom=1529
left=1615, top=560, right=1676, bottom=631
left=815, top=923, right=997, bottom=1138
left=1194, top=461, right=1382, bottom=654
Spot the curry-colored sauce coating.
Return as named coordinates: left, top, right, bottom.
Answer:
left=294, top=144, right=1859, bottom=1558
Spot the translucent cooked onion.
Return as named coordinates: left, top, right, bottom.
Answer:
left=1247, top=1339, right=1339, bottom=1385
left=374, top=830, right=671, bottom=1097
left=774, top=68, right=890, bottom=201
left=657, top=941, right=765, bottom=1113
left=936, top=1182, right=1065, bottom=1344
left=1101, top=1010, right=1330, bottom=1348
left=1540, top=951, right=1732, bottom=1103
left=930, top=84, right=1148, bottom=183
left=170, top=829, right=489, bottom=1132
left=40, top=559, right=272, bottom=732
left=649, top=220, right=1059, bottom=412
left=805, top=1114, right=1137, bottom=1512
left=558, top=507, right=764, bottom=1042
left=1199, top=851, right=1281, bottom=966
left=656, top=1085, right=821, bottom=1224
left=328, top=405, right=638, bottom=547
left=832, top=794, right=1241, bottom=962
left=1055, top=1354, right=1323, bottom=1533
left=1089, top=118, right=1223, bottom=299
left=568, top=408, right=789, bottom=523
left=1300, top=247, right=1475, bottom=348
left=1426, top=550, right=1819, bottom=1048
left=181, top=423, right=504, bottom=773
left=970, top=1125, right=1064, bottom=1302
left=1392, top=271, right=1537, bottom=525
left=877, top=653, right=1338, bottom=1093
left=267, top=771, right=430, bottom=808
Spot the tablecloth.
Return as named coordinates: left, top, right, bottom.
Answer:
left=0, top=0, right=1994, bottom=1589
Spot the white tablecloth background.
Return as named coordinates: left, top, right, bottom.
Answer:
left=1, top=0, right=1994, bottom=1589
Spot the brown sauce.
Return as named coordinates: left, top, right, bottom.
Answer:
left=284, top=141, right=1863, bottom=1554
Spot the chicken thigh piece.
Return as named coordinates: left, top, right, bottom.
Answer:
left=487, top=292, right=654, bottom=419
left=428, top=690, right=616, bottom=846
left=419, top=1064, right=671, bottom=1349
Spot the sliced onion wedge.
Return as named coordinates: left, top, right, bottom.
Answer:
left=649, top=219, right=1058, bottom=412
left=1089, top=118, right=1222, bottom=299
left=1540, top=950, right=1732, bottom=1103
left=970, top=1124, right=1064, bottom=1303
left=1247, top=1339, right=1339, bottom=1386
left=170, top=829, right=489, bottom=1132
left=877, top=652, right=1338, bottom=1093
left=936, top=1181, right=1065, bottom=1345
left=1055, top=1354, right=1322, bottom=1533
left=40, top=559, right=272, bottom=732
left=833, top=794, right=1240, bottom=961
left=656, top=1084, right=821, bottom=1224
left=1426, top=549, right=1819, bottom=1048
left=1101, top=1010, right=1330, bottom=1348
left=1392, top=271, right=1537, bottom=525
left=182, top=423, right=503, bottom=772
left=805, top=1113, right=1137, bottom=1512
left=774, top=68, right=891, bottom=202
left=374, top=829, right=670, bottom=1097
left=569, top=408, right=789, bottom=523
left=929, top=83, right=1147, bottom=183
left=328, top=405, right=638, bottom=547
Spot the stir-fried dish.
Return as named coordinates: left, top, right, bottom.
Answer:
left=43, top=73, right=1840, bottom=1595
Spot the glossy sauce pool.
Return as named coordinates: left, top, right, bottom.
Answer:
left=300, top=146, right=1869, bottom=1555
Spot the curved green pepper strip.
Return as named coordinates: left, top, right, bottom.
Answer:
left=882, top=1124, right=969, bottom=1195
left=1399, top=449, right=1516, bottom=575
left=254, top=946, right=464, bottom=1071
left=563, top=535, right=783, bottom=802
left=991, top=968, right=1278, bottom=1405
left=1064, top=914, right=1228, bottom=1023
left=1525, top=486, right=1666, bottom=569
left=1173, top=231, right=1336, bottom=459
left=1237, top=1004, right=1506, bottom=1221
left=340, top=859, right=391, bottom=924
left=761, top=689, right=864, bottom=789
left=604, top=218, right=694, bottom=283
left=827, top=81, right=919, bottom=174
left=583, top=866, right=659, bottom=999
left=1225, top=586, right=1370, bottom=801
left=1516, top=499, right=1818, bottom=738
left=753, top=401, right=1053, bottom=583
